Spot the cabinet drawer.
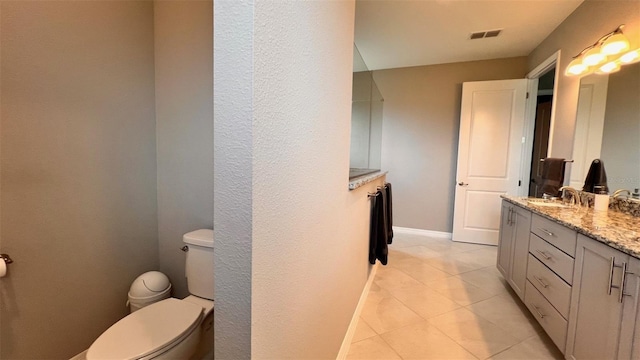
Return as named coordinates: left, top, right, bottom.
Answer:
left=525, top=281, right=568, bottom=354
left=526, top=254, right=571, bottom=319
left=531, top=214, right=577, bottom=257
left=529, top=234, right=575, bottom=285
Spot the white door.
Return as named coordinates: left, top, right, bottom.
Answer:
left=453, top=79, right=528, bottom=245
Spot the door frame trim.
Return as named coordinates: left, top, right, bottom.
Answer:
left=520, top=50, right=561, bottom=196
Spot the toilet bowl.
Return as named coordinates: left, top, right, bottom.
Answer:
left=86, top=297, right=213, bottom=360
left=86, top=230, right=214, bottom=360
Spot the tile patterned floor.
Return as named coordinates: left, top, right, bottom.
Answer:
left=346, top=233, right=565, bottom=360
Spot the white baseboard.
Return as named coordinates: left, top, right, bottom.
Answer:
left=336, top=263, right=378, bottom=360
left=393, top=226, right=452, bottom=239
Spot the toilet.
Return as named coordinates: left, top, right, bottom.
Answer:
left=86, top=230, right=214, bottom=360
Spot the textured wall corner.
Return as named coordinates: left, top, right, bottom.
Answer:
left=251, top=0, right=359, bottom=358
left=213, top=0, right=253, bottom=358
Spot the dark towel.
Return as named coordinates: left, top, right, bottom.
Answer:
left=384, top=183, right=393, bottom=244
left=369, top=190, right=388, bottom=265
left=368, top=194, right=378, bottom=264
left=583, top=159, right=609, bottom=193
left=539, top=158, right=566, bottom=197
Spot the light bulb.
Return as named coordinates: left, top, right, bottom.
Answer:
left=597, top=61, right=620, bottom=74
left=601, top=33, right=630, bottom=55
left=619, top=49, right=640, bottom=64
left=582, top=47, right=607, bottom=66
left=565, top=57, right=588, bottom=76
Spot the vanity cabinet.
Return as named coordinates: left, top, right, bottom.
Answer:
left=524, top=214, right=576, bottom=353
left=498, top=199, right=640, bottom=358
left=497, top=202, right=514, bottom=277
left=566, top=235, right=640, bottom=360
left=620, top=257, right=640, bottom=360
left=497, top=200, right=532, bottom=300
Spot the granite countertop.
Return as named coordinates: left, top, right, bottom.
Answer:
left=502, top=195, right=640, bottom=258
left=348, top=171, right=388, bottom=190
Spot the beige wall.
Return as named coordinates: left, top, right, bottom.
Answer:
left=213, top=0, right=253, bottom=356
left=154, top=0, right=213, bottom=299
left=0, top=2, right=158, bottom=358
left=215, top=0, right=383, bottom=358
left=373, top=57, right=528, bottom=232
left=252, top=1, right=370, bottom=356
left=528, top=0, right=640, bottom=160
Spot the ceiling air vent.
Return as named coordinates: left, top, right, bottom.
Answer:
left=469, top=29, right=503, bottom=40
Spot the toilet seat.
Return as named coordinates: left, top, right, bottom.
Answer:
left=87, top=298, right=203, bottom=360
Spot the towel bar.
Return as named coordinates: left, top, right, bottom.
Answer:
left=540, top=159, right=574, bottom=162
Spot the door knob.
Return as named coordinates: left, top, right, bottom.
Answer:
left=458, top=182, right=469, bottom=186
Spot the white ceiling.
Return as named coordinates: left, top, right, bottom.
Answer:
left=355, top=0, right=584, bottom=70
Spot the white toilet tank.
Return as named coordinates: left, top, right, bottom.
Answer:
left=183, top=229, right=214, bottom=300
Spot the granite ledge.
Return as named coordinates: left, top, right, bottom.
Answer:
left=502, top=195, right=640, bottom=259
left=348, top=171, right=388, bottom=190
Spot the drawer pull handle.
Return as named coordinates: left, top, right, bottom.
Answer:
left=622, top=270, right=635, bottom=300
left=507, top=207, right=513, bottom=226
left=537, top=228, right=555, bottom=237
left=619, top=262, right=628, bottom=303
left=533, top=275, right=549, bottom=288
left=535, top=249, right=552, bottom=261
left=532, top=305, right=546, bottom=319
left=608, top=257, right=616, bottom=295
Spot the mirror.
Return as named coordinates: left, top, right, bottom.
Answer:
left=570, top=61, right=640, bottom=194
left=349, top=44, right=383, bottom=179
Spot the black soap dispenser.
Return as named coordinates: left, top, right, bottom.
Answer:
left=583, top=159, right=609, bottom=194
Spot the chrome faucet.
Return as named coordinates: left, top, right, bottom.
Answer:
left=612, top=189, right=631, bottom=199
left=559, top=186, right=582, bottom=207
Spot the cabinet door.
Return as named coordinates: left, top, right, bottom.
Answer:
left=566, top=235, right=628, bottom=360
left=497, top=202, right=514, bottom=278
left=508, top=206, right=531, bottom=300
left=620, top=257, right=640, bottom=360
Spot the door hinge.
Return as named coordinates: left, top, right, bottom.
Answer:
left=526, top=92, right=530, bottom=99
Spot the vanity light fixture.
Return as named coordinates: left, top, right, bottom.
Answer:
left=566, top=58, right=588, bottom=76
left=601, top=32, right=630, bottom=55
left=565, top=25, right=639, bottom=77
left=596, top=61, right=620, bottom=74
left=582, top=47, right=607, bottom=66
left=619, top=48, right=640, bottom=64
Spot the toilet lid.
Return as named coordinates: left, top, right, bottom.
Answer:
left=87, top=298, right=203, bottom=360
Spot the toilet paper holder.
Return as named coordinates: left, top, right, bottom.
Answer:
left=0, top=253, right=13, bottom=264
